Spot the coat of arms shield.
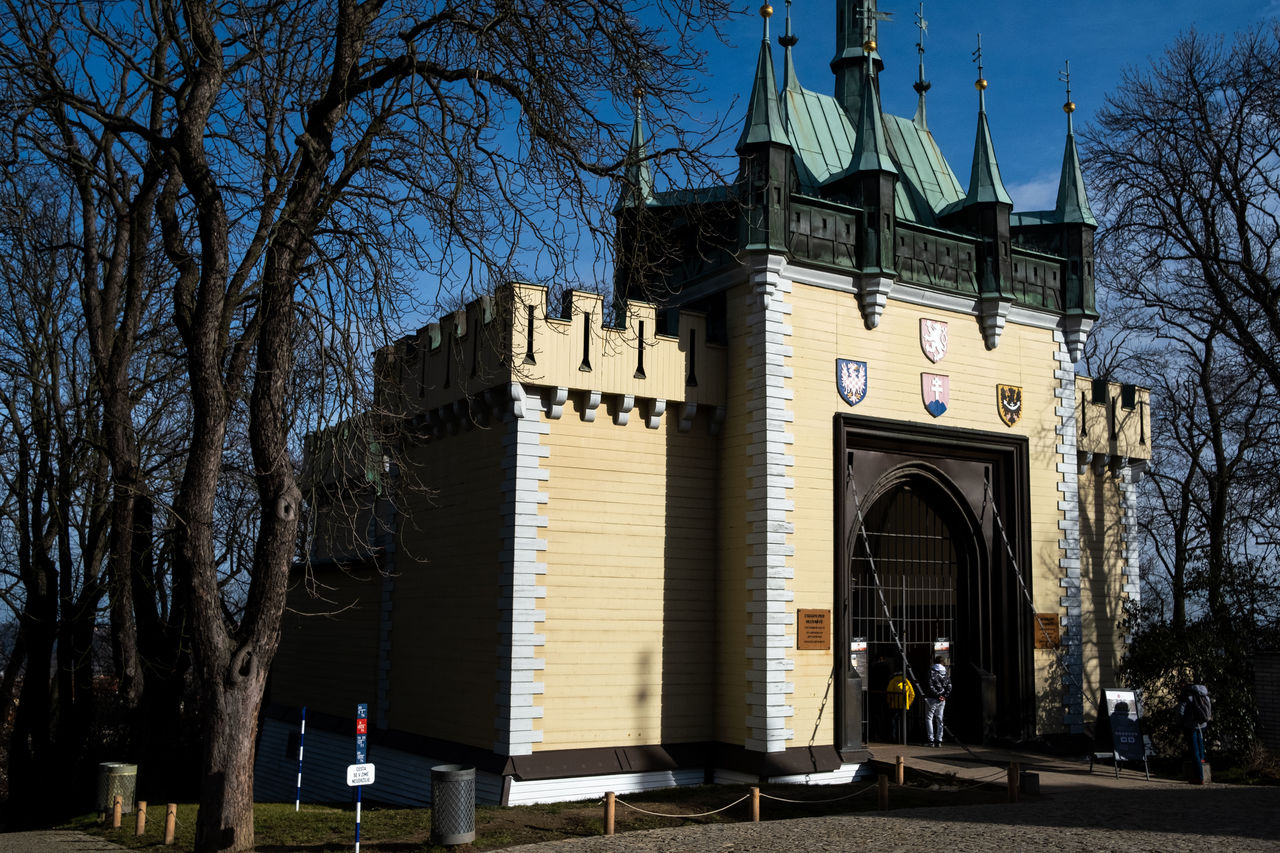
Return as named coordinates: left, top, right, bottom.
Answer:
left=836, top=359, right=867, bottom=406
left=922, top=373, right=949, bottom=418
left=920, top=318, right=948, bottom=363
left=998, top=384, right=1023, bottom=427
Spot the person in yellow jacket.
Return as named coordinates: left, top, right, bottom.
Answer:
left=887, top=673, right=914, bottom=743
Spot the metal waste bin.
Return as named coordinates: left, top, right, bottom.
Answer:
left=97, top=762, right=137, bottom=814
left=430, top=764, right=475, bottom=846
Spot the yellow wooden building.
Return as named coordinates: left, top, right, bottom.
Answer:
left=259, top=0, right=1151, bottom=805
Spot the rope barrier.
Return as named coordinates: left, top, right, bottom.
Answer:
left=759, top=781, right=879, bottom=804
left=613, top=793, right=751, bottom=819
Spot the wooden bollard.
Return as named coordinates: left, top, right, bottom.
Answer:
left=750, top=786, right=760, bottom=822
left=895, top=754, right=905, bottom=785
left=164, top=803, right=177, bottom=845
left=604, top=791, right=615, bottom=836
left=877, top=773, right=888, bottom=810
left=1007, top=762, right=1019, bottom=803
left=112, top=795, right=122, bottom=829
left=136, top=801, right=147, bottom=836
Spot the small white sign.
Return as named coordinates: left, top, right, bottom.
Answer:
left=346, top=763, right=375, bottom=787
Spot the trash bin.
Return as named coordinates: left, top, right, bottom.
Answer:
left=97, top=762, right=137, bottom=814
left=430, top=764, right=475, bottom=846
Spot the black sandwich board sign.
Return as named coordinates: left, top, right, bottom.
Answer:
left=1092, top=688, right=1150, bottom=780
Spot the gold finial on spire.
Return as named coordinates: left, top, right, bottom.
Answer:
left=760, top=3, right=773, bottom=17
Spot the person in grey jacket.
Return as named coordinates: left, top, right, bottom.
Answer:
left=924, top=657, right=951, bottom=747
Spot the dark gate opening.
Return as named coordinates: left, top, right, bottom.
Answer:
left=836, top=417, right=1034, bottom=752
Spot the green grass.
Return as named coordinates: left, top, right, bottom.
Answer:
left=65, top=775, right=1011, bottom=851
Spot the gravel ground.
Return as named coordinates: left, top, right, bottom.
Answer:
left=508, top=748, right=1280, bottom=853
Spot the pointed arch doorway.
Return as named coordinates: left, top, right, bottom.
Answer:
left=835, top=417, right=1034, bottom=752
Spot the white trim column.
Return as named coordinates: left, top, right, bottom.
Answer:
left=495, top=383, right=548, bottom=756
left=743, top=255, right=796, bottom=753
left=1052, top=332, right=1085, bottom=734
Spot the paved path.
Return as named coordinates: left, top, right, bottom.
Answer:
left=509, top=744, right=1280, bottom=852
left=0, top=831, right=123, bottom=852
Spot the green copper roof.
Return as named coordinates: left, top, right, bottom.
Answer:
left=615, top=98, right=655, bottom=211
left=782, top=81, right=856, bottom=189
left=736, top=33, right=788, bottom=152
left=962, top=107, right=1013, bottom=206
left=1054, top=128, right=1096, bottom=226
left=884, top=114, right=964, bottom=225
left=780, top=78, right=961, bottom=225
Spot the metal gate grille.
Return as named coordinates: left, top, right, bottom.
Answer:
left=852, top=486, right=958, bottom=743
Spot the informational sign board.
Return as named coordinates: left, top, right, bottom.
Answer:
left=1034, top=614, right=1061, bottom=649
left=347, top=763, right=376, bottom=787
left=849, top=637, right=868, bottom=679
left=797, top=609, right=831, bottom=650
left=356, top=703, right=368, bottom=761
left=1100, top=688, right=1145, bottom=762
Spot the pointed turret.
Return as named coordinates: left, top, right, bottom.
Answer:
left=616, top=90, right=654, bottom=212
left=947, top=36, right=1013, bottom=349
left=736, top=5, right=788, bottom=153
left=851, top=63, right=896, bottom=176
left=846, top=36, right=898, bottom=325
left=963, top=63, right=1013, bottom=207
left=738, top=4, right=792, bottom=255
left=1055, top=63, right=1098, bottom=360
left=850, top=54, right=897, bottom=289
left=1054, top=71, right=1095, bottom=227
left=613, top=88, right=656, bottom=302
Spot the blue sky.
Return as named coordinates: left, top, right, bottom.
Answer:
left=696, top=0, right=1278, bottom=210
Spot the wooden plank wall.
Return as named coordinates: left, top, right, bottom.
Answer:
left=537, top=397, right=718, bottom=749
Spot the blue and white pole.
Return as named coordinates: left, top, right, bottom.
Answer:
left=355, top=703, right=368, bottom=853
left=295, top=706, right=306, bottom=812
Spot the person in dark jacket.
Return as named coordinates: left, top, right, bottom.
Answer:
left=1178, top=683, right=1212, bottom=784
left=923, top=656, right=951, bottom=747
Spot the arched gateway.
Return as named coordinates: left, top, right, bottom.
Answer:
left=837, top=419, right=1035, bottom=750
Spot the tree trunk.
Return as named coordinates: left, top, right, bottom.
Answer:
left=194, top=662, right=269, bottom=852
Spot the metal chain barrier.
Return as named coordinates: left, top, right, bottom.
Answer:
left=980, top=476, right=1099, bottom=712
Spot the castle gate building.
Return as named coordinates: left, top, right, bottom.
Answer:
left=259, top=0, right=1151, bottom=805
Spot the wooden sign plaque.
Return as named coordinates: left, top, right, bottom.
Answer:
left=1034, top=613, right=1061, bottom=649
left=797, top=609, right=831, bottom=650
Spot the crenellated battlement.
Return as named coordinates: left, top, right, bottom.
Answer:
left=376, top=282, right=727, bottom=433
left=1076, top=377, right=1152, bottom=470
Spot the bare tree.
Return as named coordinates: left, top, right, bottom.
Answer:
left=1086, top=25, right=1280, bottom=396
left=1086, top=24, right=1280, bottom=753
left=3, top=0, right=732, bottom=848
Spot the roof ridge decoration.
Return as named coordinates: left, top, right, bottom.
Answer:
left=736, top=4, right=790, bottom=152
left=616, top=86, right=655, bottom=210
left=1054, top=61, right=1097, bottom=226
left=780, top=0, right=801, bottom=93
left=962, top=34, right=1013, bottom=207
left=912, top=1, right=930, bottom=130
